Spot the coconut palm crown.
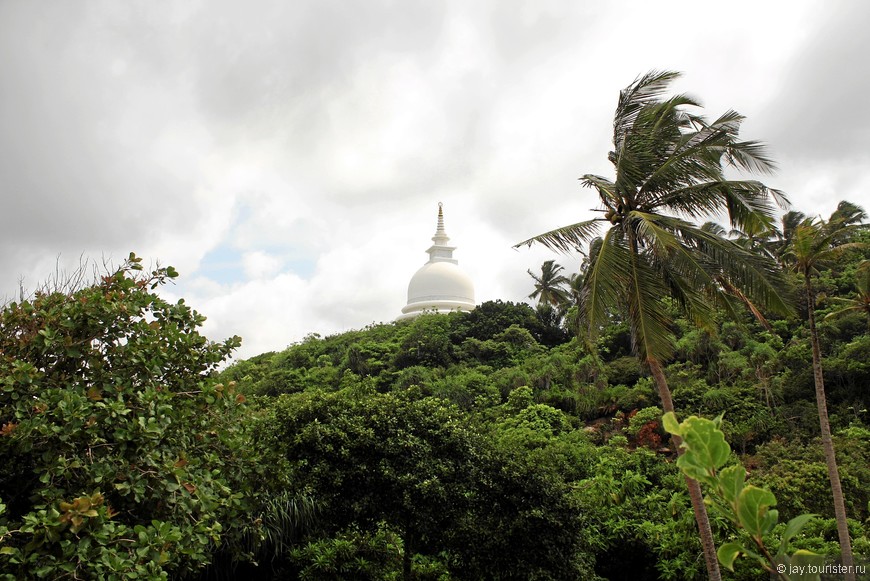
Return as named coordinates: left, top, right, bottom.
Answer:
left=527, top=260, right=571, bottom=307
left=516, top=70, right=792, bottom=362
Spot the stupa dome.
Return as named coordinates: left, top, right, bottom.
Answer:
left=398, top=204, right=475, bottom=320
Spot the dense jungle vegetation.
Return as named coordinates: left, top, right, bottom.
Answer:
left=1, top=220, right=866, bottom=579
left=217, top=219, right=870, bottom=580
left=1, top=72, right=869, bottom=579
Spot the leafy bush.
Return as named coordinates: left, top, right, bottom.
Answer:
left=627, top=407, right=664, bottom=437
left=627, top=406, right=664, bottom=449
left=0, top=255, right=250, bottom=579
left=573, top=444, right=699, bottom=580
left=752, top=435, right=870, bottom=522
left=288, top=524, right=429, bottom=581
left=259, top=388, right=595, bottom=579
left=605, top=356, right=643, bottom=386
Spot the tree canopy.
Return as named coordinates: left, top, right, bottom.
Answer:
left=0, top=255, right=251, bottom=579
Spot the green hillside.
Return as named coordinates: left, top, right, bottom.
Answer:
left=213, top=236, right=869, bottom=578
left=1, top=228, right=868, bottom=580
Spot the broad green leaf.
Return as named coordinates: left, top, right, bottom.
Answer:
left=736, top=485, right=776, bottom=538
left=675, top=455, right=711, bottom=484
left=662, top=411, right=681, bottom=436
left=718, top=464, right=746, bottom=504
left=789, top=550, right=823, bottom=565
left=779, top=514, right=816, bottom=553
left=679, top=415, right=731, bottom=470
left=717, top=542, right=743, bottom=571
left=762, top=508, right=779, bottom=535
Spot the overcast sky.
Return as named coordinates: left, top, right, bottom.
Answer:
left=2, top=0, right=868, bottom=360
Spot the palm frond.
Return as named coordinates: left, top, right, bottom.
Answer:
left=767, top=187, right=790, bottom=210
left=614, top=70, right=684, bottom=146
left=514, top=218, right=604, bottom=253
left=579, top=227, right=629, bottom=342
left=639, top=121, right=730, bottom=195
left=701, top=221, right=728, bottom=237
left=235, top=492, right=319, bottom=562
left=824, top=302, right=867, bottom=322
left=781, top=211, right=807, bottom=239
left=623, top=231, right=676, bottom=362
left=829, top=200, right=867, bottom=227
left=580, top=174, right=619, bottom=209
left=676, top=221, right=794, bottom=317
left=723, top=139, right=778, bottom=174
left=666, top=268, right=725, bottom=330
left=823, top=261, right=870, bottom=326
left=617, top=95, right=704, bottom=197
left=721, top=181, right=782, bottom=227
left=707, top=109, right=778, bottom=174
left=528, top=260, right=571, bottom=306
left=716, top=277, right=773, bottom=330
left=650, top=180, right=779, bottom=231
left=635, top=212, right=792, bottom=317
left=516, top=70, right=792, bottom=369
left=784, top=219, right=869, bottom=276
left=629, top=210, right=680, bottom=256
left=630, top=211, right=724, bottom=327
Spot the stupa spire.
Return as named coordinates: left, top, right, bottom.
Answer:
left=427, top=202, right=456, bottom=263
left=436, top=202, right=445, bottom=235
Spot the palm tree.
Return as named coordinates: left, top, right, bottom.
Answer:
left=767, top=210, right=807, bottom=264
left=783, top=214, right=867, bottom=579
left=516, top=70, right=792, bottom=580
left=527, top=260, right=571, bottom=308
left=829, top=200, right=868, bottom=231
left=729, top=213, right=778, bottom=259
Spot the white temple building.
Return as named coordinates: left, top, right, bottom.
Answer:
left=398, top=203, right=476, bottom=320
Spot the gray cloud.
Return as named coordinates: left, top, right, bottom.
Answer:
left=0, top=1, right=211, bottom=278
left=2, top=0, right=863, bottom=358
left=760, top=1, right=870, bottom=163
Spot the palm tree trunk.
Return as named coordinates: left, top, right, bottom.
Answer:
left=805, top=276, right=855, bottom=580
left=649, top=358, right=722, bottom=581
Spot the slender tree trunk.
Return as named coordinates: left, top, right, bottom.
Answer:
left=805, top=276, right=855, bottom=580
left=649, top=358, right=722, bottom=581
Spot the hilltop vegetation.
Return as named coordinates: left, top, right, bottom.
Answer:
left=214, top=227, right=869, bottom=578
left=0, top=226, right=867, bottom=580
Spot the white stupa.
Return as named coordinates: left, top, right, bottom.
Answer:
left=398, top=203, right=476, bottom=320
